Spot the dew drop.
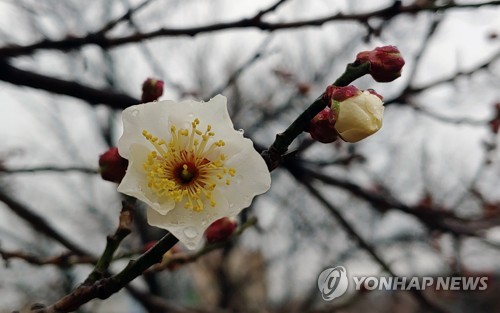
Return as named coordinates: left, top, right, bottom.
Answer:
left=186, top=242, right=195, bottom=249
left=152, top=202, right=161, bottom=211
left=131, top=109, right=139, bottom=116
left=188, top=113, right=195, bottom=118
left=183, top=226, right=198, bottom=239
left=238, top=129, right=245, bottom=134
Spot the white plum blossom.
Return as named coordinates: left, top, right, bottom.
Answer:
left=117, top=95, right=271, bottom=249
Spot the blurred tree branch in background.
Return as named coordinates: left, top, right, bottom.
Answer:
left=0, top=0, right=499, bottom=57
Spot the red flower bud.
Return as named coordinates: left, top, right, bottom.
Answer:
left=99, top=147, right=128, bottom=183
left=205, top=217, right=237, bottom=244
left=356, top=45, right=405, bottom=82
left=305, top=107, right=338, bottom=143
left=489, top=103, right=500, bottom=134
left=141, top=78, right=164, bottom=102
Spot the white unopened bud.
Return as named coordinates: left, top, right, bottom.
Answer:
left=332, top=90, right=384, bottom=143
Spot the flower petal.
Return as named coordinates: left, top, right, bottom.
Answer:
left=147, top=189, right=229, bottom=249
left=221, top=141, right=271, bottom=215
left=118, top=144, right=175, bottom=215
left=119, top=100, right=177, bottom=159
left=336, top=101, right=371, bottom=132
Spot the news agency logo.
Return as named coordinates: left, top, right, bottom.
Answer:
left=317, top=266, right=349, bottom=301
left=317, top=265, right=489, bottom=301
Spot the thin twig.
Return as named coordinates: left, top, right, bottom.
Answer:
left=85, top=203, right=133, bottom=284
left=0, top=249, right=95, bottom=267
left=386, top=49, right=500, bottom=106
left=96, top=0, right=154, bottom=35
left=208, top=36, right=274, bottom=99
left=253, top=0, right=291, bottom=20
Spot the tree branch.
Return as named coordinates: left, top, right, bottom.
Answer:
left=253, top=0, right=291, bottom=20
left=33, top=233, right=178, bottom=313
left=0, top=188, right=91, bottom=256
left=386, top=49, right=500, bottom=106
left=0, top=60, right=139, bottom=108
left=0, top=166, right=98, bottom=174
left=0, top=249, right=95, bottom=267
left=85, top=204, right=133, bottom=284
left=287, top=164, right=449, bottom=313
left=1, top=1, right=499, bottom=58
left=294, top=162, right=493, bottom=236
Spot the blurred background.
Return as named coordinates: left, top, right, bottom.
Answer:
left=0, top=0, right=499, bottom=312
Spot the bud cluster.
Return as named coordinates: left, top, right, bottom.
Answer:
left=306, top=85, right=384, bottom=143
left=305, top=45, right=404, bottom=144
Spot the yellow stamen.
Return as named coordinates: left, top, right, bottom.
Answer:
left=142, top=119, right=235, bottom=212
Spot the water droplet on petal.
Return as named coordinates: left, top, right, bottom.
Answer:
left=152, top=202, right=161, bottom=212
left=229, top=203, right=235, bottom=208
left=186, top=242, right=195, bottom=249
left=238, top=129, right=244, bottom=134
left=188, top=113, right=195, bottom=118
left=131, top=109, right=139, bottom=116
left=183, top=226, right=198, bottom=239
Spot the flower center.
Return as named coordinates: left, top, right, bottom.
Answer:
left=175, top=163, right=198, bottom=184
left=142, top=118, right=235, bottom=212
